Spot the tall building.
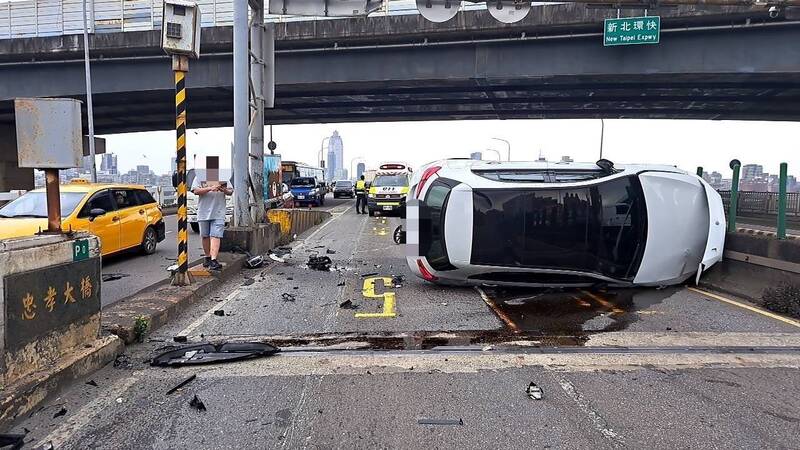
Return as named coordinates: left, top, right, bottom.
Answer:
left=100, top=153, right=118, bottom=174
left=356, top=162, right=366, bottom=180
left=470, top=152, right=482, bottom=160
left=326, top=131, right=345, bottom=181
left=137, top=165, right=150, bottom=176
left=560, top=155, right=574, bottom=163
left=171, top=157, right=177, bottom=173
left=742, top=164, right=764, bottom=180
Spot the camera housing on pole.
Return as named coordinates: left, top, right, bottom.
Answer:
left=161, top=0, right=202, bottom=59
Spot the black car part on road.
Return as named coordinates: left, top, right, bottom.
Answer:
left=150, top=342, right=280, bottom=367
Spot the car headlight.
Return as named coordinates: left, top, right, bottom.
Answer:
left=368, top=193, right=375, bottom=198
left=310, top=188, right=318, bottom=195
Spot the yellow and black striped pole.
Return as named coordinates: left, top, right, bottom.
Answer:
left=172, top=55, right=190, bottom=286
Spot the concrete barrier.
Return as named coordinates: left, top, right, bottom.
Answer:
left=701, top=232, right=800, bottom=302
left=267, top=208, right=330, bottom=244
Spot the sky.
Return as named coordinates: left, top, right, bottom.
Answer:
left=101, top=118, right=800, bottom=178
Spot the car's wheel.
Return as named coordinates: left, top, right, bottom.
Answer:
left=190, top=222, right=199, bottom=233
left=141, top=227, right=158, bottom=255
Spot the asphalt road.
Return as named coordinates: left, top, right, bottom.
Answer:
left=100, top=196, right=349, bottom=307
left=12, top=198, right=800, bottom=448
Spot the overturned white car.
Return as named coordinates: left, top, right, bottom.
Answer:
left=405, top=159, right=725, bottom=288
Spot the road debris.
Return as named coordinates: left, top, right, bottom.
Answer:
left=326, top=249, right=336, bottom=254
left=392, top=274, right=405, bottom=287
left=86, top=380, right=98, bottom=387
left=113, top=354, right=133, bottom=369
left=268, top=254, right=285, bottom=263
left=417, top=418, right=463, bottom=426
left=282, top=293, right=296, bottom=302
left=52, top=407, right=67, bottom=418
left=213, top=310, right=225, bottom=316
left=189, top=395, right=207, bottom=412
left=526, top=382, right=544, bottom=400
left=307, top=255, right=332, bottom=271
left=102, top=273, right=130, bottom=282
left=337, top=280, right=346, bottom=286
left=166, top=374, right=197, bottom=395
left=0, top=433, right=25, bottom=450
left=242, top=278, right=255, bottom=286
left=173, top=335, right=188, bottom=343
left=339, top=299, right=358, bottom=309
left=150, top=342, right=280, bottom=367
left=360, top=272, right=379, bottom=278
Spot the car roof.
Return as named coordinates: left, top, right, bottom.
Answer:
left=29, top=182, right=148, bottom=194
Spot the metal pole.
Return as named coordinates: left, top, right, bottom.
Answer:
left=172, top=55, right=190, bottom=286
left=599, top=118, right=605, bottom=160
left=319, top=136, right=330, bottom=171
left=264, top=22, right=275, bottom=109
left=696, top=166, right=703, bottom=177
left=727, top=159, right=741, bottom=233
left=44, top=169, right=61, bottom=232
left=249, top=0, right=265, bottom=224
left=81, top=0, right=96, bottom=182
left=485, top=148, right=502, bottom=161
left=778, top=162, right=788, bottom=240
left=233, top=0, right=251, bottom=227
left=491, top=137, right=511, bottom=161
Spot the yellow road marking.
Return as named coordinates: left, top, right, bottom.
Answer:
left=581, top=290, right=625, bottom=315
left=355, top=276, right=397, bottom=318
left=475, top=287, right=521, bottom=333
left=688, top=287, right=800, bottom=329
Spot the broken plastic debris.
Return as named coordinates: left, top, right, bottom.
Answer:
left=337, top=280, right=346, bottom=286
left=53, top=407, right=67, bottom=418
left=113, top=354, right=133, bottom=369
left=102, top=273, right=130, bottom=282
left=526, top=382, right=543, bottom=400
left=0, top=433, right=25, bottom=450
left=282, top=293, right=296, bottom=302
left=150, top=342, right=280, bottom=367
left=269, top=254, right=285, bottom=263
left=242, top=278, right=255, bottom=286
left=417, top=418, right=463, bottom=426
left=213, top=310, right=225, bottom=316
left=173, top=335, right=188, bottom=343
left=115, top=397, right=124, bottom=404
left=307, top=255, right=332, bottom=271
left=360, top=272, right=379, bottom=278
left=189, top=395, right=207, bottom=412
left=339, top=299, right=358, bottom=310
left=326, top=249, right=336, bottom=254
left=86, top=380, right=98, bottom=387
left=166, top=374, right=197, bottom=395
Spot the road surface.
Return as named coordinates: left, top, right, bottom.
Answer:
left=12, top=197, right=800, bottom=448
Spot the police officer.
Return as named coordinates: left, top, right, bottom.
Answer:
left=355, top=175, right=367, bottom=214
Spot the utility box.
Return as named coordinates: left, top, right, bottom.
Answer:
left=161, top=0, right=201, bottom=58
left=14, top=98, right=82, bottom=169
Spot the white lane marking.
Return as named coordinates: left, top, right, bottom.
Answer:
left=554, top=374, right=624, bottom=446
left=176, top=288, right=241, bottom=337
left=293, top=204, right=353, bottom=251
left=37, top=376, right=139, bottom=448
left=688, top=287, right=800, bottom=329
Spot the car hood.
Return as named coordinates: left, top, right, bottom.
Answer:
left=0, top=217, right=51, bottom=239
left=290, top=186, right=315, bottom=193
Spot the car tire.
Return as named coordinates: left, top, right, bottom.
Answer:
left=190, top=222, right=199, bottom=233
left=141, top=227, right=158, bottom=255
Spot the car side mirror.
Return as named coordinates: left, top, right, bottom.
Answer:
left=89, top=208, right=106, bottom=220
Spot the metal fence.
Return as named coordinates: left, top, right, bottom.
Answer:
left=0, top=0, right=452, bottom=39
left=719, top=190, right=800, bottom=217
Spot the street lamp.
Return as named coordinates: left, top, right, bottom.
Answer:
left=350, top=156, right=365, bottom=180
left=491, top=137, right=511, bottom=161
left=318, top=136, right=330, bottom=169
left=484, top=148, right=502, bottom=161
left=81, top=0, right=96, bottom=182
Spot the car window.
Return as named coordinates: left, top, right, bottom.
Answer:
left=335, top=181, right=353, bottom=187
left=470, top=176, right=647, bottom=280
left=420, top=181, right=455, bottom=271
left=112, top=189, right=138, bottom=209
left=290, top=177, right=315, bottom=187
left=373, top=174, right=408, bottom=187
left=0, top=192, right=86, bottom=218
left=135, top=190, right=157, bottom=205
left=79, top=190, right=115, bottom=217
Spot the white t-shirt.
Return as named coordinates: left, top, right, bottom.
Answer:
left=190, top=175, right=230, bottom=221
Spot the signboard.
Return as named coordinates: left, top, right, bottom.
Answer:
left=264, top=154, right=283, bottom=204
left=4, top=258, right=101, bottom=350
left=73, top=239, right=90, bottom=261
left=14, top=98, right=83, bottom=169
left=603, top=16, right=660, bottom=46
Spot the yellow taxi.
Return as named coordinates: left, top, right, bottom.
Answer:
left=0, top=180, right=165, bottom=256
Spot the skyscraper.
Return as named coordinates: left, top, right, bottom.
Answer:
left=100, top=153, right=118, bottom=174
left=356, top=162, right=365, bottom=180
left=470, top=152, right=482, bottom=160
left=326, top=131, right=345, bottom=181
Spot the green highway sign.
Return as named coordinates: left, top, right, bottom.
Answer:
left=73, top=239, right=89, bottom=261
left=604, top=16, right=660, bottom=46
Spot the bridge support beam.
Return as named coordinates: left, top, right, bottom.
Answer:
left=0, top=125, right=34, bottom=192
left=233, top=0, right=251, bottom=228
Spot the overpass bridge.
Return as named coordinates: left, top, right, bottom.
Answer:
left=1, top=4, right=800, bottom=134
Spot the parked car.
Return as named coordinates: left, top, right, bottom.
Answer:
left=289, top=176, right=326, bottom=207
left=405, top=159, right=725, bottom=288
left=0, top=180, right=165, bottom=256
left=333, top=180, right=355, bottom=198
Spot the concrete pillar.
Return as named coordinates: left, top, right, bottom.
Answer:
left=249, top=0, right=265, bottom=224
left=0, top=125, right=34, bottom=192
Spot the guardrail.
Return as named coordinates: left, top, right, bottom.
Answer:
left=719, top=190, right=800, bottom=218
left=0, top=0, right=434, bottom=39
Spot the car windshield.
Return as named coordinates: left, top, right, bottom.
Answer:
left=0, top=192, right=86, bottom=218
left=290, top=177, right=315, bottom=187
left=373, top=174, right=408, bottom=187
left=335, top=181, right=353, bottom=187
left=470, top=175, right=647, bottom=280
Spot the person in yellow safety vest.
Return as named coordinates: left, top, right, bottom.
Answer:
left=355, top=175, right=367, bottom=214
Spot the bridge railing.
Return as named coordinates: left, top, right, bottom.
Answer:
left=719, top=190, right=800, bottom=217
left=0, top=0, right=453, bottom=39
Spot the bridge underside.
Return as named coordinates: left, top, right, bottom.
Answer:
left=1, top=24, right=799, bottom=134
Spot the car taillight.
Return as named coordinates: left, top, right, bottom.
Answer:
left=416, top=259, right=438, bottom=282
left=415, top=165, right=441, bottom=198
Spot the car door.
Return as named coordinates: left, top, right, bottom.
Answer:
left=112, top=188, right=148, bottom=250
left=74, top=190, right=121, bottom=255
